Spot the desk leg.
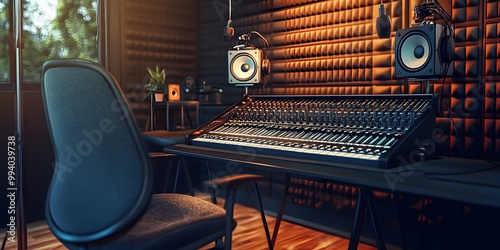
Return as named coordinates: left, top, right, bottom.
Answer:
left=348, top=188, right=367, bottom=250
left=163, top=157, right=176, bottom=193
left=181, top=105, right=185, bottom=129
left=181, top=157, right=194, bottom=196
left=271, top=173, right=290, bottom=247
left=349, top=188, right=387, bottom=250
left=166, top=102, right=171, bottom=131
left=365, top=188, right=387, bottom=250
left=205, top=160, right=217, bottom=204
left=195, top=102, right=199, bottom=128
left=150, top=98, right=154, bottom=131
left=173, top=157, right=182, bottom=193
left=183, top=104, right=194, bottom=128
left=393, top=193, right=407, bottom=250
left=172, top=157, right=194, bottom=195
left=254, top=183, right=273, bottom=250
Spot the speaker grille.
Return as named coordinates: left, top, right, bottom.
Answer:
left=168, top=83, right=180, bottom=101
left=399, top=32, right=431, bottom=71
left=230, top=53, right=257, bottom=81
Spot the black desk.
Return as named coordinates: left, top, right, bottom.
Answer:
left=164, top=144, right=500, bottom=248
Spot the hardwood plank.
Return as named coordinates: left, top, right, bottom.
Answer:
left=4, top=203, right=376, bottom=250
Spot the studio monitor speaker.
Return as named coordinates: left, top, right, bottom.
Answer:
left=168, top=83, right=180, bottom=101
left=394, top=24, right=454, bottom=79
left=181, top=76, right=196, bottom=101
left=228, top=49, right=267, bottom=86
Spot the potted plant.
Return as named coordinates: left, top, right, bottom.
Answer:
left=143, top=66, right=166, bottom=102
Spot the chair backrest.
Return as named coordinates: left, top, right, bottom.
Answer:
left=41, top=59, right=153, bottom=245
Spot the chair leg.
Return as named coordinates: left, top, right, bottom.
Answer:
left=224, top=189, right=237, bottom=250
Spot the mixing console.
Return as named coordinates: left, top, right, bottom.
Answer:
left=187, top=95, right=437, bottom=168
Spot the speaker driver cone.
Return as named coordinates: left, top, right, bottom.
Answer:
left=399, top=32, right=430, bottom=71
left=230, top=53, right=257, bottom=81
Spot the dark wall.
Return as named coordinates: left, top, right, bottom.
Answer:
left=0, top=92, right=16, bottom=226
left=21, top=91, right=54, bottom=222
left=0, top=89, right=54, bottom=225
left=113, top=0, right=200, bottom=131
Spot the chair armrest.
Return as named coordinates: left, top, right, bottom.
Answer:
left=203, top=174, right=267, bottom=191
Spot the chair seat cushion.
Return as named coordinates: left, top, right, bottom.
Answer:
left=142, top=130, right=194, bottom=151
left=99, top=193, right=228, bottom=250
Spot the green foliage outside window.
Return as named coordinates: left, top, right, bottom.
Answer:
left=0, top=0, right=9, bottom=82
left=0, top=0, right=98, bottom=83
left=23, top=0, right=98, bottom=82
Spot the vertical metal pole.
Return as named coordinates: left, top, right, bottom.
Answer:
left=14, top=0, right=27, bottom=249
left=425, top=80, right=431, bottom=94
left=181, top=104, right=185, bottom=129
left=150, top=96, right=154, bottom=130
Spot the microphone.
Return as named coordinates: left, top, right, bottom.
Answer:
left=376, top=1, right=391, bottom=39
left=223, top=0, right=234, bottom=42
left=224, top=20, right=234, bottom=42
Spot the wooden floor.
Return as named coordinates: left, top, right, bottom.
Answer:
left=4, top=203, right=376, bottom=250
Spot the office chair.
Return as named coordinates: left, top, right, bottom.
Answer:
left=40, top=59, right=252, bottom=249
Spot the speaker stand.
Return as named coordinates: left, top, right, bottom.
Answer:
left=410, top=78, right=436, bottom=94
left=423, top=80, right=431, bottom=94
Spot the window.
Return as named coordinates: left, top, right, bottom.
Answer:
left=0, top=0, right=9, bottom=82
left=1, top=0, right=98, bottom=83
left=22, top=0, right=98, bottom=82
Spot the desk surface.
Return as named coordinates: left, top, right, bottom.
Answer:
left=164, top=144, right=500, bottom=208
